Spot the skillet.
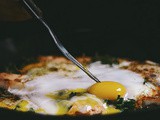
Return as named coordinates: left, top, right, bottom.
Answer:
left=0, top=0, right=160, bottom=120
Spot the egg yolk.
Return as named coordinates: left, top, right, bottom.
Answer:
left=88, top=81, right=127, bottom=100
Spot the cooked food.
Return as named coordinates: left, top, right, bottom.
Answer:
left=0, top=56, right=160, bottom=115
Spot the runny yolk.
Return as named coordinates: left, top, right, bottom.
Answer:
left=88, top=81, right=127, bottom=100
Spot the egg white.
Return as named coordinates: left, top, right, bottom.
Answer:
left=9, top=61, right=156, bottom=114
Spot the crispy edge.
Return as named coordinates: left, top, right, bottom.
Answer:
left=20, top=56, right=91, bottom=74
left=0, top=73, right=24, bottom=89
left=136, top=95, right=160, bottom=108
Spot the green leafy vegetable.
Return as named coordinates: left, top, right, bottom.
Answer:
left=93, top=55, right=119, bottom=65
left=47, top=89, right=86, bottom=100
left=105, top=95, right=136, bottom=111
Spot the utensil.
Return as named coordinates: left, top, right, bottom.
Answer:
left=22, top=0, right=101, bottom=83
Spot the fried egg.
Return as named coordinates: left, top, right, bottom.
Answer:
left=8, top=60, right=157, bottom=115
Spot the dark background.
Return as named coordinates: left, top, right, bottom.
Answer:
left=0, top=0, right=160, bottom=71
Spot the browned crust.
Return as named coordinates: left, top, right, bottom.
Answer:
left=19, top=62, right=45, bottom=74
left=67, top=102, right=105, bottom=115
left=136, top=95, right=160, bottom=108
left=0, top=73, right=24, bottom=89
left=38, top=56, right=91, bottom=63
left=0, top=56, right=91, bottom=89
left=38, top=56, right=71, bottom=63
left=20, top=56, right=91, bottom=74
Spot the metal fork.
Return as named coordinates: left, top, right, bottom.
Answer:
left=22, top=0, right=101, bottom=83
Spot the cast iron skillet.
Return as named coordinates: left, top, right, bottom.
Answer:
left=1, top=0, right=160, bottom=120
left=0, top=106, right=159, bottom=120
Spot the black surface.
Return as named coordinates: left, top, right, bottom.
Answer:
left=0, top=107, right=160, bottom=120
left=0, top=0, right=160, bottom=119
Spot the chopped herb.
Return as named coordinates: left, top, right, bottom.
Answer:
left=68, top=105, right=73, bottom=110
left=68, top=90, right=86, bottom=99
left=105, top=96, right=136, bottom=111
left=93, top=55, right=119, bottom=65
left=143, top=79, right=147, bottom=85
left=48, top=89, right=86, bottom=100
left=14, top=104, right=20, bottom=110
left=29, top=108, right=35, bottom=112
left=49, top=67, right=58, bottom=71
left=68, top=92, right=77, bottom=99
left=58, top=90, right=65, bottom=96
